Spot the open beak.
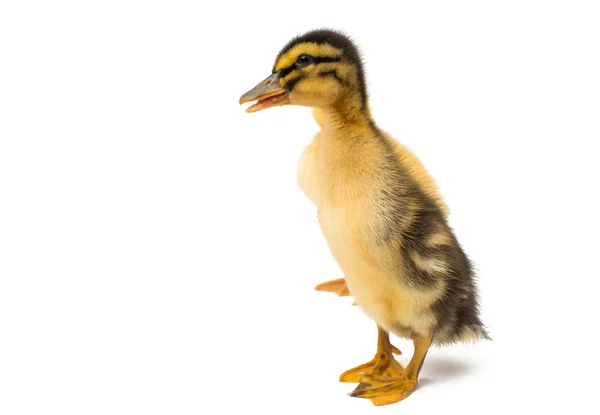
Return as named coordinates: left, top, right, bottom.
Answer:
left=239, top=73, right=290, bottom=113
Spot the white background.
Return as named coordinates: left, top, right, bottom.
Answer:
left=1, top=1, right=599, bottom=414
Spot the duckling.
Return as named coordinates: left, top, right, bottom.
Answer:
left=239, top=29, right=489, bottom=406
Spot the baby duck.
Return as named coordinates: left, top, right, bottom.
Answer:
left=239, top=29, right=489, bottom=406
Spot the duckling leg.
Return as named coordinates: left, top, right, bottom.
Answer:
left=339, top=326, right=403, bottom=383
left=349, top=334, right=432, bottom=406
left=314, top=278, right=350, bottom=297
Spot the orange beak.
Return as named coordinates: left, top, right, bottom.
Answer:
left=239, top=73, right=290, bottom=113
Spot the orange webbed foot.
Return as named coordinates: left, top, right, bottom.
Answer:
left=339, top=349, right=403, bottom=383
left=350, top=373, right=418, bottom=406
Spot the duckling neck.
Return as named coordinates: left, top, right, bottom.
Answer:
left=318, top=94, right=375, bottom=131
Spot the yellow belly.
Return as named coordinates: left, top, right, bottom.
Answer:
left=317, top=202, right=404, bottom=330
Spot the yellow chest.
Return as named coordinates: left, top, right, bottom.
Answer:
left=297, top=130, right=376, bottom=265
left=297, top=130, right=407, bottom=324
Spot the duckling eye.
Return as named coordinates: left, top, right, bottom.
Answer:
left=296, top=54, right=313, bottom=67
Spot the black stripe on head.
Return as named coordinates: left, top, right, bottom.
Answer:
left=278, top=55, right=341, bottom=78
left=275, top=29, right=368, bottom=107
left=319, top=69, right=343, bottom=83
left=284, top=75, right=304, bottom=92
left=311, top=56, right=341, bottom=64
left=279, top=66, right=296, bottom=78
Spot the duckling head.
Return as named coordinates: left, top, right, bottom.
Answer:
left=240, top=29, right=368, bottom=118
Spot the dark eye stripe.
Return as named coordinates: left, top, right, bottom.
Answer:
left=277, top=55, right=341, bottom=78
left=279, top=66, right=297, bottom=78
left=311, top=56, right=341, bottom=64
